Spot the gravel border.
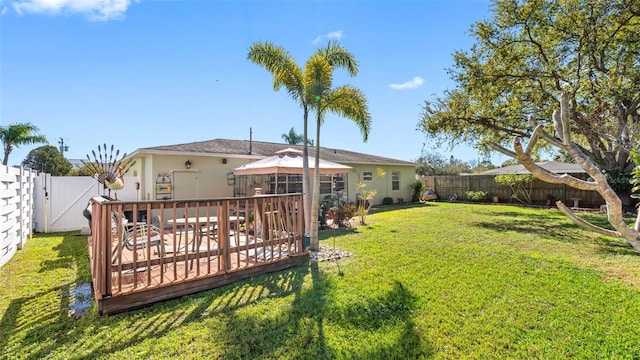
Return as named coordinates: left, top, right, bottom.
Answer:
left=309, top=244, right=354, bottom=262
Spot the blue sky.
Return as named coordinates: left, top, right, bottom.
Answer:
left=1, top=0, right=495, bottom=167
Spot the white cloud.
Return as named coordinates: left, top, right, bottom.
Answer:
left=312, top=30, right=343, bottom=44
left=9, top=0, right=136, bottom=21
left=388, top=76, right=425, bottom=90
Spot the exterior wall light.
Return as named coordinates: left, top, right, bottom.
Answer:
left=185, top=160, right=192, bottom=169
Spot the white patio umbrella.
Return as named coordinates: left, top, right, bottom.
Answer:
left=232, top=148, right=351, bottom=193
left=233, top=148, right=351, bottom=176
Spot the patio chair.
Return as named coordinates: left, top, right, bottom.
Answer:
left=111, top=222, right=166, bottom=268
left=122, top=222, right=166, bottom=259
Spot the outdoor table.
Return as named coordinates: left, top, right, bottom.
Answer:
left=167, top=216, right=244, bottom=267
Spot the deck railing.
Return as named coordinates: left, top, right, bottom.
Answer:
left=88, top=194, right=306, bottom=315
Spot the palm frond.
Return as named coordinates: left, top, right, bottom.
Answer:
left=248, top=42, right=305, bottom=102
left=304, top=55, right=333, bottom=105
left=318, top=40, right=359, bottom=76
left=324, top=85, right=371, bottom=142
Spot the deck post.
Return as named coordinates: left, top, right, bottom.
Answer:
left=220, top=203, right=231, bottom=271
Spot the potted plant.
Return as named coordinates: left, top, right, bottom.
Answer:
left=546, top=193, right=555, bottom=206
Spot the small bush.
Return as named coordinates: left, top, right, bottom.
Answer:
left=382, top=197, right=394, bottom=205
left=410, top=180, right=424, bottom=202
left=494, top=174, right=534, bottom=204
left=465, top=190, right=488, bottom=202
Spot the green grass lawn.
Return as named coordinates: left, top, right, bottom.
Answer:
left=2, top=202, right=640, bottom=359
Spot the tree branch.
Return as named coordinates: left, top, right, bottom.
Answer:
left=555, top=201, right=622, bottom=238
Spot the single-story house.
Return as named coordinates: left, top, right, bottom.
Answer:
left=126, top=138, right=417, bottom=205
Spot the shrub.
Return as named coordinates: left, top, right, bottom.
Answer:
left=410, top=180, right=424, bottom=202
left=382, top=197, right=394, bottom=205
left=494, top=174, right=534, bottom=204
left=333, top=204, right=356, bottom=227
left=465, top=190, right=488, bottom=202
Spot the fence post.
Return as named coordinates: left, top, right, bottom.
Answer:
left=17, top=167, right=25, bottom=250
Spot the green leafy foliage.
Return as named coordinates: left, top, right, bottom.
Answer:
left=0, top=122, right=47, bottom=166
left=418, top=0, right=639, bottom=174
left=604, top=169, right=633, bottom=193
left=281, top=127, right=313, bottom=145
left=494, top=174, right=535, bottom=204
left=22, top=145, right=72, bottom=175
left=248, top=40, right=370, bottom=249
left=415, top=151, right=471, bottom=175
left=631, top=150, right=640, bottom=200
left=465, top=190, right=488, bottom=202
left=410, top=180, right=424, bottom=202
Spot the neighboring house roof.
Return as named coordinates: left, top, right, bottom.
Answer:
left=476, top=161, right=585, bottom=175
left=68, top=158, right=84, bottom=169
left=129, top=138, right=415, bottom=166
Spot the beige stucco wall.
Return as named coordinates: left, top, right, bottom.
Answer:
left=344, top=164, right=417, bottom=205
left=133, top=153, right=416, bottom=206
left=133, top=154, right=260, bottom=201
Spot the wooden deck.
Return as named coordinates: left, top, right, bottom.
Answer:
left=88, top=194, right=307, bottom=315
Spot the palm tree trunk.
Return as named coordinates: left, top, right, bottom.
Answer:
left=302, top=109, right=312, bottom=239
left=309, top=115, right=322, bottom=251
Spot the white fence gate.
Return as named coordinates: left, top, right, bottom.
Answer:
left=0, top=165, right=36, bottom=269
left=34, top=175, right=140, bottom=233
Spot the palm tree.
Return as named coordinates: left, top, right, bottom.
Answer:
left=307, top=55, right=371, bottom=247
left=282, top=127, right=314, bottom=146
left=282, top=127, right=301, bottom=144
left=282, top=127, right=302, bottom=145
left=248, top=41, right=370, bottom=250
left=0, top=123, right=48, bottom=166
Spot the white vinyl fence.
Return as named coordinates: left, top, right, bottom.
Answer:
left=1, top=170, right=140, bottom=269
left=0, top=165, right=36, bottom=269
left=34, top=175, right=140, bottom=233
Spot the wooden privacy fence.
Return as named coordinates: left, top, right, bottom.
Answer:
left=423, top=175, right=605, bottom=207
left=0, top=165, right=36, bottom=269
left=89, top=193, right=307, bottom=315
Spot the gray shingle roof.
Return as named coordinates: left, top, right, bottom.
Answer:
left=136, top=138, right=415, bottom=166
left=476, top=161, right=585, bottom=175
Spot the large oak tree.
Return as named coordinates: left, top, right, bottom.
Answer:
left=420, top=0, right=639, bottom=175
left=419, top=0, right=640, bottom=250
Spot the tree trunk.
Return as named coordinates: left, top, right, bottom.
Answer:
left=302, top=109, right=312, bottom=239
left=489, top=92, right=640, bottom=252
left=309, top=116, right=322, bottom=251
left=3, top=146, right=10, bottom=166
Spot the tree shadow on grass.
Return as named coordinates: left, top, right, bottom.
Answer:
left=0, top=285, right=77, bottom=359
left=208, top=264, right=432, bottom=359
left=1, top=230, right=310, bottom=358
left=0, top=260, right=310, bottom=358
left=38, top=231, right=91, bottom=283
left=2, top=230, right=431, bottom=358
left=367, top=202, right=428, bottom=215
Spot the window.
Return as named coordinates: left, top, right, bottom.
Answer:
left=268, top=174, right=302, bottom=193
left=392, top=171, right=400, bottom=191
left=363, top=171, right=373, bottom=181
left=320, top=174, right=345, bottom=195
